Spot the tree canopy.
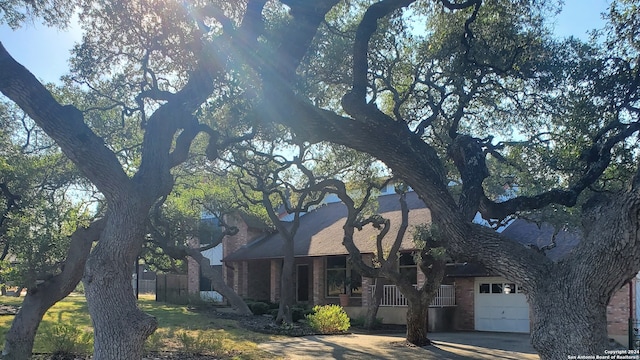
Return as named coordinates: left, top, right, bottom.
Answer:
left=1, top=0, right=640, bottom=359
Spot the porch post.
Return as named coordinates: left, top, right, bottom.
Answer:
left=313, top=257, right=324, bottom=305
left=270, top=259, right=281, bottom=303
left=240, top=261, right=249, bottom=297
left=234, top=261, right=249, bottom=297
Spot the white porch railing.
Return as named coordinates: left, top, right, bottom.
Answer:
left=369, top=284, right=455, bottom=307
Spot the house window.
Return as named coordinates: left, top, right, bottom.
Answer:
left=504, top=283, right=516, bottom=294
left=325, top=256, right=362, bottom=297
left=491, top=283, right=503, bottom=294
left=480, top=282, right=522, bottom=294
left=399, top=253, right=417, bottom=285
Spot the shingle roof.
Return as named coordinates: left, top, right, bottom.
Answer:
left=499, top=219, right=581, bottom=261
left=224, top=192, right=582, bottom=264
left=447, top=219, right=581, bottom=277
left=223, top=192, right=431, bottom=261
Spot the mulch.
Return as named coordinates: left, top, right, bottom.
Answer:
left=206, top=308, right=317, bottom=336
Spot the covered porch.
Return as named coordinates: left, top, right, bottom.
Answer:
left=341, top=284, right=456, bottom=330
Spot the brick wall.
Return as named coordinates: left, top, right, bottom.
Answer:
left=221, top=213, right=268, bottom=299
left=454, top=278, right=475, bottom=330
left=223, top=214, right=253, bottom=258
left=608, top=282, right=633, bottom=336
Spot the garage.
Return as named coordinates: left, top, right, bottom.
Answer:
left=474, top=277, right=530, bottom=333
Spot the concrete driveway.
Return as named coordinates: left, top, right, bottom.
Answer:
left=259, top=332, right=539, bottom=360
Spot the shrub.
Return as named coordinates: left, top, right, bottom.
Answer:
left=268, top=301, right=280, bottom=310
left=306, top=305, right=350, bottom=334
left=291, top=305, right=313, bottom=322
left=39, top=323, right=93, bottom=356
left=248, top=301, right=271, bottom=315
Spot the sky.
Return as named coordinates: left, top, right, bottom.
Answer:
left=0, top=0, right=612, bottom=85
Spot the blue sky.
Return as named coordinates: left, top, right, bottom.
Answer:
left=0, top=0, right=611, bottom=84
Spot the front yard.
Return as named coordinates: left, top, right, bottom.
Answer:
left=0, top=294, right=282, bottom=359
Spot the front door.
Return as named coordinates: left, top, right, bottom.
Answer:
left=297, top=264, right=309, bottom=302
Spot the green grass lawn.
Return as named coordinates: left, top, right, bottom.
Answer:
left=0, top=293, right=281, bottom=359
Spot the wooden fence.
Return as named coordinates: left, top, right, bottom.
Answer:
left=155, top=274, right=189, bottom=304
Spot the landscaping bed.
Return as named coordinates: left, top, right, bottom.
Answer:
left=222, top=311, right=317, bottom=337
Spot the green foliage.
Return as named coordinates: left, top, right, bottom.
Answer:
left=306, top=305, right=350, bottom=334
left=0, top=0, right=75, bottom=29
left=248, top=300, right=299, bottom=318
left=412, top=223, right=447, bottom=261
left=0, top=100, right=93, bottom=290
left=38, top=323, right=94, bottom=356
left=291, top=305, right=313, bottom=323
left=247, top=301, right=271, bottom=316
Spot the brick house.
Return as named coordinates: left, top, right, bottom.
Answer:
left=448, top=220, right=638, bottom=346
left=188, top=190, right=638, bottom=343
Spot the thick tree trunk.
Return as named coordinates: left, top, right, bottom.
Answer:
left=3, top=293, right=52, bottom=360
left=528, top=280, right=609, bottom=360
left=364, top=277, right=386, bottom=330
left=2, top=218, right=104, bottom=360
left=84, top=208, right=157, bottom=360
left=405, top=298, right=430, bottom=346
left=276, top=238, right=295, bottom=324
left=184, top=248, right=251, bottom=315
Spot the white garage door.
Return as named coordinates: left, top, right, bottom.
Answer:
left=474, top=277, right=530, bottom=333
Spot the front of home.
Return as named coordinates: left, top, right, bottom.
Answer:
left=187, top=189, right=638, bottom=345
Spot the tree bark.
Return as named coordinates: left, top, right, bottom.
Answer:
left=405, top=298, right=430, bottom=347
left=2, top=218, right=105, bottom=360
left=364, top=277, right=386, bottom=330
left=528, top=277, right=609, bottom=359
left=276, top=238, right=295, bottom=324
left=2, top=294, right=45, bottom=360
left=83, top=207, right=157, bottom=360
